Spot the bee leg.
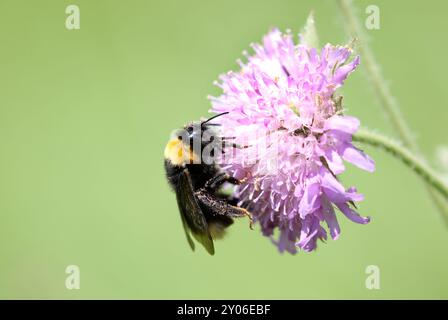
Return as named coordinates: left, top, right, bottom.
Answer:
left=229, top=206, right=254, bottom=230
left=195, top=189, right=254, bottom=230
left=204, top=173, right=240, bottom=191
left=217, top=192, right=238, bottom=206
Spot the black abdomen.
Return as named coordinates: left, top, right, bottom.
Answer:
left=164, top=160, right=219, bottom=191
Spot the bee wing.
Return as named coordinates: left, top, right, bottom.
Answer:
left=178, top=207, right=196, bottom=252
left=176, top=169, right=215, bottom=255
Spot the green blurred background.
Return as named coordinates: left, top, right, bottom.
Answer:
left=0, top=0, right=447, bottom=299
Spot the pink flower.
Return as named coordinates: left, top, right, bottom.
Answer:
left=209, top=29, right=374, bottom=253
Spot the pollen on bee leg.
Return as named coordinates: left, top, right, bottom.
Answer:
left=240, top=208, right=254, bottom=230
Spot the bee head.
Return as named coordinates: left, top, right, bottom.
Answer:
left=165, top=112, right=229, bottom=166
left=177, top=121, right=202, bottom=145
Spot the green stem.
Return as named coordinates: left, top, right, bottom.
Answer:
left=354, top=129, right=448, bottom=200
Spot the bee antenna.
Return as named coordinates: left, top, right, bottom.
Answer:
left=201, top=112, right=229, bottom=125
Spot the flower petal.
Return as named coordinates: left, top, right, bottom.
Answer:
left=324, top=149, right=345, bottom=175
left=298, top=182, right=321, bottom=218
left=325, top=115, right=360, bottom=134
left=336, top=203, right=370, bottom=224
left=322, top=199, right=341, bottom=240
left=320, top=169, right=347, bottom=203
left=342, top=144, right=375, bottom=172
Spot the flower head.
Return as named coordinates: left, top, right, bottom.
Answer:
left=209, top=28, right=375, bottom=253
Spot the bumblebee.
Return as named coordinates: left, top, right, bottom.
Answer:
left=164, top=112, right=252, bottom=255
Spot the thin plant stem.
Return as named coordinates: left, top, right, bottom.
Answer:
left=354, top=129, right=448, bottom=200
